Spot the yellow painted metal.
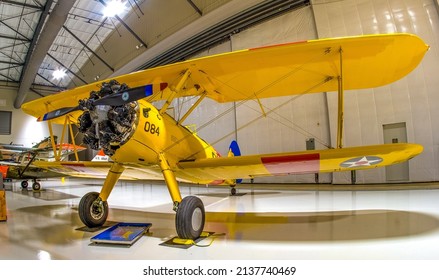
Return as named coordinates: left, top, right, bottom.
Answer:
left=159, top=69, right=191, bottom=115
left=178, top=91, right=207, bottom=125
left=176, top=143, right=423, bottom=182
left=21, top=33, right=428, bottom=124
left=68, top=119, right=79, bottom=161
left=58, top=117, right=68, bottom=160
left=30, top=143, right=423, bottom=185
left=111, top=101, right=220, bottom=166
left=17, top=34, right=428, bottom=189
left=46, top=120, right=60, bottom=161
left=256, top=95, right=267, bottom=117
left=158, top=152, right=182, bottom=204
left=336, top=47, right=344, bottom=149
left=99, top=162, right=125, bottom=201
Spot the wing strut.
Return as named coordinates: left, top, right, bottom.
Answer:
left=159, top=69, right=191, bottom=115
left=47, top=120, right=60, bottom=161
left=67, top=118, right=80, bottom=161
left=336, top=47, right=344, bottom=149
left=178, top=91, right=207, bottom=125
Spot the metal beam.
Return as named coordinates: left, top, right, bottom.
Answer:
left=186, top=0, right=202, bottom=16
left=47, top=53, right=88, bottom=85
left=29, top=88, right=45, bottom=98
left=114, top=14, right=148, bottom=47
left=0, top=34, right=30, bottom=42
left=14, top=0, right=75, bottom=109
left=0, top=19, right=31, bottom=41
left=62, top=25, right=115, bottom=72
left=98, top=0, right=147, bottom=47
left=0, top=60, right=23, bottom=66
left=0, top=0, right=43, bottom=10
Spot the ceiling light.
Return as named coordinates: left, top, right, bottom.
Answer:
left=103, top=0, right=127, bottom=18
left=52, top=69, right=66, bottom=80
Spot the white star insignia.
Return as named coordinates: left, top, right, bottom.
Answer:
left=341, top=156, right=383, bottom=168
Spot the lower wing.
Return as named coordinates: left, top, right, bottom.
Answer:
left=175, top=143, right=422, bottom=182
left=29, top=143, right=422, bottom=183
left=32, top=161, right=164, bottom=181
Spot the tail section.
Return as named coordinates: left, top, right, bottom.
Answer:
left=228, top=140, right=242, bottom=184
left=228, top=140, right=241, bottom=157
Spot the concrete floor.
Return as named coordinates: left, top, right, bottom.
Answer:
left=2, top=178, right=439, bottom=260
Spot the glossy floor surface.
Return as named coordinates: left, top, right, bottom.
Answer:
left=1, top=178, right=439, bottom=260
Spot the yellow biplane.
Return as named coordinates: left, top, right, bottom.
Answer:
left=21, top=33, right=428, bottom=240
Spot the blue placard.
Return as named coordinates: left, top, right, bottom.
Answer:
left=91, top=222, right=152, bottom=245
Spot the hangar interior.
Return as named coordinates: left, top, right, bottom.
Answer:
left=2, top=0, right=439, bottom=259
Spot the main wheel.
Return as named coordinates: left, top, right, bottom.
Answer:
left=175, top=196, right=205, bottom=240
left=21, top=180, right=28, bottom=189
left=230, top=187, right=237, bottom=196
left=32, top=182, right=41, bottom=191
left=79, top=192, right=108, bottom=228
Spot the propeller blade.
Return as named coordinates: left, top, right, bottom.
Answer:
left=37, top=106, right=80, bottom=122
left=37, top=83, right=168, bottom=122
left=94, top=83, right=168, bottom=106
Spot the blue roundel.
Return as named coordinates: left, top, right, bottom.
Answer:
left=122, top=91, right=129, bottom=101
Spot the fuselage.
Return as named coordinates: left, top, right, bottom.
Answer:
left=108, top=101, right=221, bottom=183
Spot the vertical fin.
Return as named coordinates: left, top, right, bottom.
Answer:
left=228, top=140, right=242, bottom=183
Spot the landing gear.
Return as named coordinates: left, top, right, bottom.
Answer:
left=79, top=192, right=108, bottom=228
left=20, top=180, right=41, bottom=190
left=21, top=180, right=28, bottom=189
left=32, top=181, right=41, bottom=191
left=158, top=152, right=206, bottom=240
left=230, top=187, right=237, bottom=196
left=176, top=196, right=205, bottom=240
left=78, top=163, right=123, bottom=228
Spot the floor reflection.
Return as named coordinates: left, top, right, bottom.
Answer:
left=10, top=204, right=439, bottom=246
left=206, top=210, right=439, bottom=242
left=18, top=189, right=79, bottom=201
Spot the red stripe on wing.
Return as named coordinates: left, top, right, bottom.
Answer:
left=261, top=153, right=320, bottom=174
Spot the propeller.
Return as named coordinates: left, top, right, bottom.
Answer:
left=37, top=82, right=168, bottom=122
left=38, top=106, right=80, bottom=121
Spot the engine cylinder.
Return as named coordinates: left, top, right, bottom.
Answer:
left=78, top=80, right=139, bottom=156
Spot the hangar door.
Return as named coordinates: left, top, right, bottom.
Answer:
left=383, top=123, right=409, bottom=182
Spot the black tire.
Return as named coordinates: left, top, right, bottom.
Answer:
left=231, top=187, right=237, bottom=196
left=176, top=196, right=205, bottom=240
left=79, top=192, right=108, bottom=228
left=32, top=182, right=41, bottom=191
left=21, top=181, right=28, bottom=189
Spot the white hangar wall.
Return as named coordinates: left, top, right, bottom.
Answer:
left=0, top=88, right=65, bottom=147
left=178, top=0, right=439, bottom=184
left=312, top=0, right=439, bottom=183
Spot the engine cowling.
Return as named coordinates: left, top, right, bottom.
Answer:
left=78, top=80, right=139, bottom=156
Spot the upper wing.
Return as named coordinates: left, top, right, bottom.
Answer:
left=21, top=33, right=428, bottom=123
left=175, top=143, right=422, bottom=182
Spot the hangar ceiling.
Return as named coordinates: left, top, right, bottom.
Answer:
left=0, top=0, right=309, bottom=109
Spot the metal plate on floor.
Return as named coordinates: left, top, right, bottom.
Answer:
left=90, top=222, right=152, bottom=246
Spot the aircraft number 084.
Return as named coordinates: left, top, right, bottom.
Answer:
left=144, top=121, right=160, bottom=136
